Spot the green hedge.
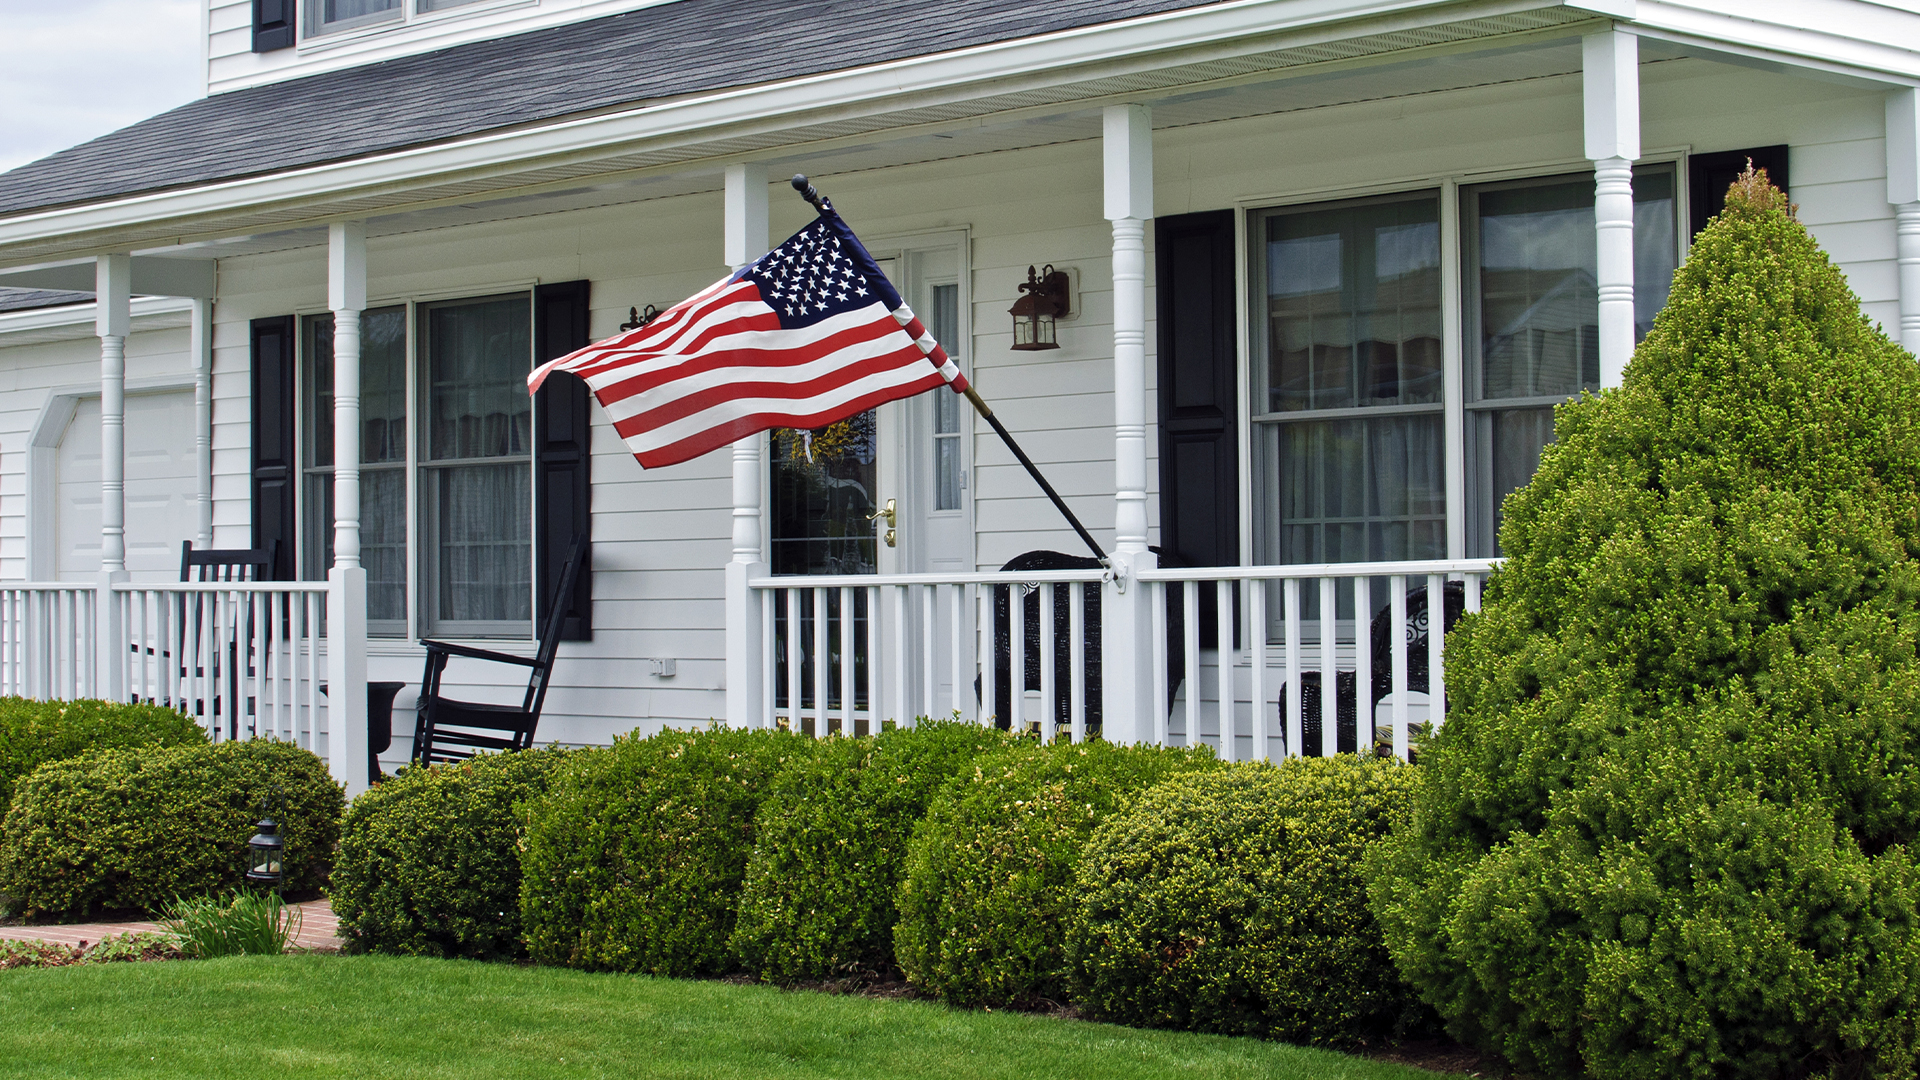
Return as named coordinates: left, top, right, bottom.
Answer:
left=1069, top=757, right=1424, bottom=1046
left=0, top=698, right=201, bottom=801
left=520, top=726, right=816, bottom=976
left=1366, top=169, right=1920, bottom=1079
left=893, top=739, right=1218, bottom=1007
left=0, top=739, right=343, bottom=919
left=331, top=748, right=571, bottom=960
left=731, top=720, right=1018, bottom=981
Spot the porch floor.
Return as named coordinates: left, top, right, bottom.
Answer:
left=0, top=898, right=342, bottom=951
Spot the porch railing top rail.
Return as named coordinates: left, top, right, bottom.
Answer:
left=2, top=583, right=102, bottom=591
left=749, top=568, right=1107, bottom=589
left=111, top=581, right=331, bottom=594
left=1135, top=558, right=1500, bottom=583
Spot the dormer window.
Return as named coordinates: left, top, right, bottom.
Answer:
left=309, top=0, right=402, bottom=37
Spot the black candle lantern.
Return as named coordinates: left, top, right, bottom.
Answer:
left=244, top=810, right=284, bottom=889
left=1009, top=265, right=1069, bottom=351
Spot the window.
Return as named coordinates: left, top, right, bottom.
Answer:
left=307, top=0, right=401, bottom=36
left=1252, top=193, right=1447, bottom=568
left=1251, top=165, right=1680, bottom=571
left=303, top=307, right=408, bottom=635
left=1464, top=168, right=1676, bottom=555
left=301, top=292, right=536, bottom=638
left=929, top=283, right=964, bottom=511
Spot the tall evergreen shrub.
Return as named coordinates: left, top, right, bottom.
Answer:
left=1366, top=171, right=1920, bottom=1079
left=519, top=726, right=814, bottom=976
left=730, top=719, right=1017, bottom=981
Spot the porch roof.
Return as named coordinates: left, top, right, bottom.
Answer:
left=0, top=0, right=1220, bottom=220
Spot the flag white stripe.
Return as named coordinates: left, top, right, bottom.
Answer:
left=598, top=333, right=928, bottom=430
left=628, top=362, right=943, bottom=455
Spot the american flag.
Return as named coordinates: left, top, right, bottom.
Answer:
left=528, top=207, right=967, bottom=469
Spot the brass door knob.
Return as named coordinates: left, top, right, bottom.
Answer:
left=867, top=498, right=897, bottom=548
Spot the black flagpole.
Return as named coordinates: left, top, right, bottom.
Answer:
left=790, top=175, right=1107, bottom=563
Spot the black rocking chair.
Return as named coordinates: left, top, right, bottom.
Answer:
left=1278, top=580, right=1465, bottom=756
left=411, top=533, right=588, bottom=765
left=152, top=541, right=277, bottom=739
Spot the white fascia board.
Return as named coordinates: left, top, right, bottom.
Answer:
left=1629, top=0, right=1920, bottom=86
left=0, top=0, right=1589, bottom=259
left=0, top=296, right=193, bottom=344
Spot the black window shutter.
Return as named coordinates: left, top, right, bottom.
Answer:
left=253, top=0, right=294, bottom=52
left=1156, top=210, right=1240, bottom=648
left=1689, top=145, right=1789, bottom=238
left=1156, top=210, right=1240, bottom=570
left=250, top=316, right=297, bottom=581
left=533, top=280, right=593, bottom=641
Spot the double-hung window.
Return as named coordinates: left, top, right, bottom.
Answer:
left=305, top=0, right=489, bottom=38
left=1251, top=165, right=1679, bottom=576
left=301, top=291, right=536, bottom=639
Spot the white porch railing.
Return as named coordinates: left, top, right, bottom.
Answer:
left=750, top=568, right=1107, bottom=739
left=1136, top=560, right=1497, bottom=762
left=0, top=584, right=98, bottom=701
left=116, top=582, right=332, bottom=751
left=750, top=558, right=1498, bottom=759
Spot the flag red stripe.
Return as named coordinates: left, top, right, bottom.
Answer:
left=610, top=341, right=934, bottom=435
left=628, top=372, right=949, bottom=468
left=589, top=313, right=912, bottom=407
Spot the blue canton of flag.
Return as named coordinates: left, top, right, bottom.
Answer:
left=739, top=216, right=904, bottom=329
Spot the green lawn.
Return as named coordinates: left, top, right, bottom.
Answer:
left=0, top=954, right=1454, bottom=1079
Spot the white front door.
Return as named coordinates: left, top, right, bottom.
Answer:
left=55, top=391, right=198, bottom=582
left=874, top=241, right=973, bottom=578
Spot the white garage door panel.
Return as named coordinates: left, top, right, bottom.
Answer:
left=56, top=392, right=198, bottom=583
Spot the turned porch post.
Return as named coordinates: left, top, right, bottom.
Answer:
left=94, top=254, right=132, bottom=702
left=1584, top=28, right=1640, bottom=389
left=723, top=163, right=770, bottom=728
left=1887, top=89, right=1920, bottom=356
left=1101, top=103, right=1157, bottom=745
left=327, top=221, right=370, bottom=794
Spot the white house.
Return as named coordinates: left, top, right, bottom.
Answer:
left=0, top=0, right=1915, bottom=794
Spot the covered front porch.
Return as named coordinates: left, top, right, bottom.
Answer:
left=0, top=1, right=1916, bottom=794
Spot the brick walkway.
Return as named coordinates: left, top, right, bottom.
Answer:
left=0, top=898, right=342, bottom=951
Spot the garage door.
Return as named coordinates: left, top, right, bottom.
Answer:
left=55, top=391, right=199, bottom=582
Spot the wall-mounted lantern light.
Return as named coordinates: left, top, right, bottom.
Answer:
left=1009, top=265, right=1069, bottom=351
left=620, top=304, right=661, bottom=332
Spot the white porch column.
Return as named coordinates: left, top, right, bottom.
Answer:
left=723, top=163, right=769, bottom=728
left=94, top=254, right=131, bottom=702
left=1101, top=103, right=1157, bottom=745
left=191, top=297, right=214, bottom=548
left=1887, top=89, right=1920, bottom=356
left=327, top=221, right=369, bottom=794
left=1584, top=28, right=1640, bottom=389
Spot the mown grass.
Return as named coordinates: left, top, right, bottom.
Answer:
left=0, top=953, right=1455, bottom=1079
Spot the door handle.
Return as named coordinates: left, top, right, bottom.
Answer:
left=867, top=498, right=897, bottom=548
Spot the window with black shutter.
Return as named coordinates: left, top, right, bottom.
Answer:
left=252, top=0, right=294, bottom=52
left=533, top=280, right=593, bottom=641
left=1690, top=145, right=1789, bottom=238
left=250, top=316, right=296, bottom=581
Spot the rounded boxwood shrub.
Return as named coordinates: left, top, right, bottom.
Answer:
left=1068, top=756, right=1424, bottom=1046
left=0, top=698, right=201, bottom=801
left=730, top=719, right=1018, bottom=981
left=520, top=725, right=815, bottom=976
left=1367, top=170, right=1920, bottom=1079
left=330, top=747, right=571, bottom=960
left=893, top=738, right=1218, bottom=1006
left=0, top=738, right=342, bottom=919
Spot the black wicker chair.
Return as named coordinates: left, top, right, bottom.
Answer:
left=1279, top=580, right=1465, bottom=756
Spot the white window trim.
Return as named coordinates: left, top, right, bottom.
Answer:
left=298, top=0, right=532, bottom=51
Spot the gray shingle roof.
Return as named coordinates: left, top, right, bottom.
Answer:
left=0, top=0, right=1221, bottom=219
left=0, top=288, right=92, bottom=313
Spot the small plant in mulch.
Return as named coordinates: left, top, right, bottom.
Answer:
left=0, top=932, right=183, bottom=970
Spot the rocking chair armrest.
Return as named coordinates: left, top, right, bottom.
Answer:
left=418, top=639, right=542, bottom=668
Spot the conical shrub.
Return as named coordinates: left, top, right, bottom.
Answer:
left=1366, top=170, right=1920, bottom=1080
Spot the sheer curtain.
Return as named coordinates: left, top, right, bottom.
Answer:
left=1257, top=195, right=1446, bottom=571
left=425, top=295, right=532, bottom=633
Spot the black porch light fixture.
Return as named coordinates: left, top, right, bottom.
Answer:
left=620, top=304, right=661, bottom=332
left=244, top=802, right=285, bottom=889
left=1009, top=264, right=1069, bottom=351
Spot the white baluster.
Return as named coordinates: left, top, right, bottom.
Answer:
left=1215, top=578, right=1234, bottom=763
left=1069, top=582, right=1087, bottom=744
